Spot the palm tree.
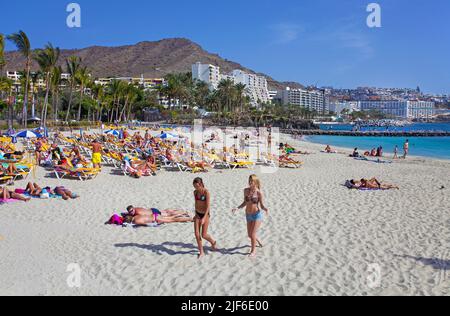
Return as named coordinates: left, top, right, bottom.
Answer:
left=29, top=71, right=42, bottom=119
left=234, top=83, right=247, bottom=112
left=217, top=79, right=236, bottom=113
left=51, top=66, right=63, bottom=122
left=0, top=34, right=6, bottom=75
left=0, top=77, right=14, bottom=129
left=119, top=85, right=139, bottom=122
left=76, top=66, right=90, bottom=121
left=34, top=43, right=60, bottom=127
left=7, top=31, right=32, bottom=128
left=65, top=56, right=81, bottom=122
left=107, top=80, right=127, bottom=122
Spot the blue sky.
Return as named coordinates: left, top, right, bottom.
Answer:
left=1, top=0, right=449, bottom=94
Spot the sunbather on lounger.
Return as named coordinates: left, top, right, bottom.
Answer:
left=0, top=163, right=19, bottom=175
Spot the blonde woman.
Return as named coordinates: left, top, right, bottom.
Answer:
left=233, top=175, right=269, bottom=258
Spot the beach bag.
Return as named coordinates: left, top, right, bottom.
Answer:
left=108, top=214, right=124, bottom=226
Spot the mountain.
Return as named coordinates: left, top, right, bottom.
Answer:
left=4, top=38, right=303, bottom=91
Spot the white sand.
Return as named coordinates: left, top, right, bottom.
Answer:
left=0, top=134, right=449, bottom=296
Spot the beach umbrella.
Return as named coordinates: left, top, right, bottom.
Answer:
left=13, top=130, right=43, bottom=138
left=158, top=132, right=179, bottom=140
left=105, top=130, right=120, bottom=137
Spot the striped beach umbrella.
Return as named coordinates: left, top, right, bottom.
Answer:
left=105, top=130, right=120, bottom=137
left=13, top=130, right=43, bottom=138
left=158, top=132, right=179, bottom=140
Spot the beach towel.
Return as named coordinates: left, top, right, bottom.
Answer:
left=15, top=189, right=62, bottom=199
left=0, top=199, right=18, bottom=204
left=122, top=222, right=161, bottom=228
left=344, top=181, right=391, bottom=191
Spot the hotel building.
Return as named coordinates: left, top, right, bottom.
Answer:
left=192, top=62, right=221, bottom=91
left=192, top=63, right=270, bottom=106
left=278, top=87, right=328, bottom=114
left=358, top=100, right=435, bottom=119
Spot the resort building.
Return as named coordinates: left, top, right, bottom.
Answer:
left=358, top=100, right=435, bottom=119
left=192, top=63, right=221, bottom=91
left=192, top=63, right=270, bottom=107
left=94, top=76, right=165, bottom=90
left=6, top=71, right=71, bottom=89
left=231, top=70, right=270, bottom=105
left=278, top=87, right=328, bottom=114
left=329, top=101, right=360, bottom=115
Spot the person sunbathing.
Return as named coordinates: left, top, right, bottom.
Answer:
left=324, top=145, right=337, bottom=154
left=185, top=159, right=210, bottom=171
left=54, top=186, right=79, bottom=200
left=25, top=182, right=44, bottom=197
left=0, top=186, right=30, bottom=202
left=0, top=163, right=19, bottom=176
left=279, top=154, right=301, bottom=164
left=123, top=158, right=143, bottom=178
left=124, top=208, right=193, bottom=225
left=126, top=206, right=190, bottom=218
left=135, top=155, right=157, bottom=174
left=349, top=178, right=399, bottom=190
left=350, top=148, right=360, bottom=158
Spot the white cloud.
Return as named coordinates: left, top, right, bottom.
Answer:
left=270, top=23, right=303, bottom=44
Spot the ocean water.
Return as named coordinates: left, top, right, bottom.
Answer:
left=309, top=123, right=450, bottom=160
left=319, top=122, right=450, bottom=132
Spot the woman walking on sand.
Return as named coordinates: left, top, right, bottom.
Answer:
left=193, top=177, right=217, bottom=259
left=233, top=175, right=269, bottom=258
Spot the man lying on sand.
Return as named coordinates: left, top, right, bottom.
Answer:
left=125, top=206, right=194, bottom=225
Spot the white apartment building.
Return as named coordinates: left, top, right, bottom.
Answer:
left=192, top=63, right=270, bottom=107
left=231, top=70, right=270, bottom=105
left=192, top=62, right=221, bottom=91
left=329, top=101, right=360, bottom=115
left=279, top=87, right=328, bottom=114
left=358, top=101, right=435, bottom=119
left=268, top=90, right=278, bottom=101
left=6, top=71, right=21, bottom=82
left=94, top=76, right=165, bottom=90
left=6, top=71, right=71, bottom=88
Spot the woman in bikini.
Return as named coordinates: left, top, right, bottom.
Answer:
left=349, top=178, right=399, bottom=190
left=360, top=178, right=399, bottom=190
left=0, top=186, right=30, bottom=202
left=233, top=175, right=269, bottom=258
left=193, top=177, right=217, bottom=259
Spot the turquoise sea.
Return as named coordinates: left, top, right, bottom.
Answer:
left=307, top=123, right=450, bottom=160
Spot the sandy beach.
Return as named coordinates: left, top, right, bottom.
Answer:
left=0, top=133, right=449, bottom=296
